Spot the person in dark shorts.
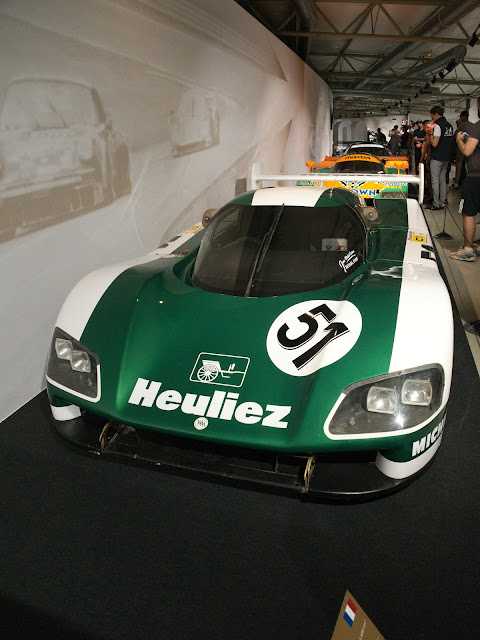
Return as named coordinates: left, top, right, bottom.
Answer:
left=449, top=97, right=480, bottom=262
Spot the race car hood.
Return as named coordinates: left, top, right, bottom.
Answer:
left=50, top=232, right=420, bottom=454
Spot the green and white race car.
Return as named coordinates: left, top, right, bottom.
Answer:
left=46, top=166, right=453, bottom=500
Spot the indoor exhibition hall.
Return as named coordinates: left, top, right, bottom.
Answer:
left=0, top=1, right=479, bottom=639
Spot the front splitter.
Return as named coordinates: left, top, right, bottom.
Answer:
left=49, top=412, right=420, bottom=501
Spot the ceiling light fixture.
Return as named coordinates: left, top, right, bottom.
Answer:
left=445, top=59, right=456, bottom=73
left=468, top=25, right=479, bottom=47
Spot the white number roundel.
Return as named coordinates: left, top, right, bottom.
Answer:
left=266, top=300, right=362, bottom=376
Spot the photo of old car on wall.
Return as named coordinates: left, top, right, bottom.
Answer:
left=0, top=77, right=131, bottom=241
left=169, top=89, right=220, bottom=157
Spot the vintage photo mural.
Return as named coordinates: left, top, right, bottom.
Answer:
left=0, top=0, right=332, bottom=421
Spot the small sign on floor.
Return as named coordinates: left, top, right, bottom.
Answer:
left=331, top=590, right=385, bottom=640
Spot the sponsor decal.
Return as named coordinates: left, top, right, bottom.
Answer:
left=128, top=377, right=291, bottom=429
left=297, top=180, right=319, bottom=186
left=322, top=238, right=348, bottom=251
left=267, top=300, right=362, bottom=376
left=337, top=181, right=379, bottom=197
left=186, top=223, right=203, bottom=233
left=190, top=353, right=250, bottom=387
left=160, top=253, right=182, bottom=259
left=409, top=232, right=426, bottom=243
left=339, top=250, right=358, bottom=273
left=356, top=188, right=378, bottom=197
left=194, top=417, right=208, bottom=430
left=339, top=154, right=375, bottom=162
left=340, top=180, right=363, bottom=189
left=411, top=415, right=446, bottom=458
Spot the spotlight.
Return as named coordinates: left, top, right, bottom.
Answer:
left=432, top=76, right=437, bottom=84
left=438, top=70, right=445, bottom=79
left=414, top=93, right=419, bottom=98
left=424, top=83, right=430, bottom=90
left=469, top=32, right=478, bottom=47
left=445, top=59, right=456, bottom=72
left=407, top=97, right=411, bottom=102
left=419, top=88, right=424, bottom=94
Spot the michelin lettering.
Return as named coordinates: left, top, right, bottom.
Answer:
left=411, top=415, right=446, bottom=457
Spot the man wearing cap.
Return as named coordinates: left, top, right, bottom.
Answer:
left=449, top=97, right=480, bottom=262
left=429, top=105, right=454, bottom=210
left=451, top=110, right=472, bottom=189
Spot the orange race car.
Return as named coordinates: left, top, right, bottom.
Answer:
left=312, top=152, right=409, bottom=174
left=300, top=153, right=411, bottom=200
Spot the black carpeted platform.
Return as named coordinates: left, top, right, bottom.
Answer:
left=1, top=306, right=479, bottom=640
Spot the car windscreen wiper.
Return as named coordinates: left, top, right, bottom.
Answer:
left=244, top=203, right=285, bottom=297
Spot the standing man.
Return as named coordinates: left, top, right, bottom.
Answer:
left=376, top=127, right=386, bottom=144
left=451, top=110, right=472, bottom=189
left=429, top=105, right=454, bottom=210
left=388, top=125, right=401, bottom=155
left=449, top=97, right=480, bottom=262
left=412, top=121, right=425, bottom=174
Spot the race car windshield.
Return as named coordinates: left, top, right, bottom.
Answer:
left=331, top=159, right=384, bottom=174
left=192, top=202, right=366, bottom=297
left=348, top=146, right=391, bottom=156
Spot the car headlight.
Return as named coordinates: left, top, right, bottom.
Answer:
left=47, top=327, right=99, bottom=399
left=328, top=365, right=444, bottom=435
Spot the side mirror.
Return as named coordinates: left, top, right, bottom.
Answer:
left=360, top=206, right=382, bottom=228
left=202, top=209, right=217, bottom=227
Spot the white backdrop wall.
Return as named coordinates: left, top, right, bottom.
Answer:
left=0, top=0, right=332, bottom=422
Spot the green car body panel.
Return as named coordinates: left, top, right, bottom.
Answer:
left=46, top=184, right=453, bottom=498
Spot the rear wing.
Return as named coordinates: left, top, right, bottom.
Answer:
left=250, top=162, right=424, bottom=204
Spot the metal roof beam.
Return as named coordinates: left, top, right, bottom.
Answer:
left=277, top=31, right=467, bottom=44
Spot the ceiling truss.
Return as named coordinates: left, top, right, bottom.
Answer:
left=235, top=0, right=480, bottom=117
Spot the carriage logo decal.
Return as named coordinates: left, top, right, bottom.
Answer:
left=190, top=353, right=250, bottom=387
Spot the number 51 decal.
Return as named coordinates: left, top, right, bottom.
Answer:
left=267, top=301, right=362, bottom=377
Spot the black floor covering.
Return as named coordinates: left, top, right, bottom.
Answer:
left=1, top=306, right=479, bottom=640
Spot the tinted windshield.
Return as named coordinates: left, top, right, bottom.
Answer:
left=349, top=145, right=391, bottom=156
left=192, top=202, right=366, bottom=297
left=331, top=159, right=384, bottom=174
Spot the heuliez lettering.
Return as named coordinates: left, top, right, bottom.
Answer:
left=128, top=377, right=291, bottom=429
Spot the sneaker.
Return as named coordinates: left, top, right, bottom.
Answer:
left=431, top=204, right=445, bottom=210
left=449, top=247, right=475, bottom=262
